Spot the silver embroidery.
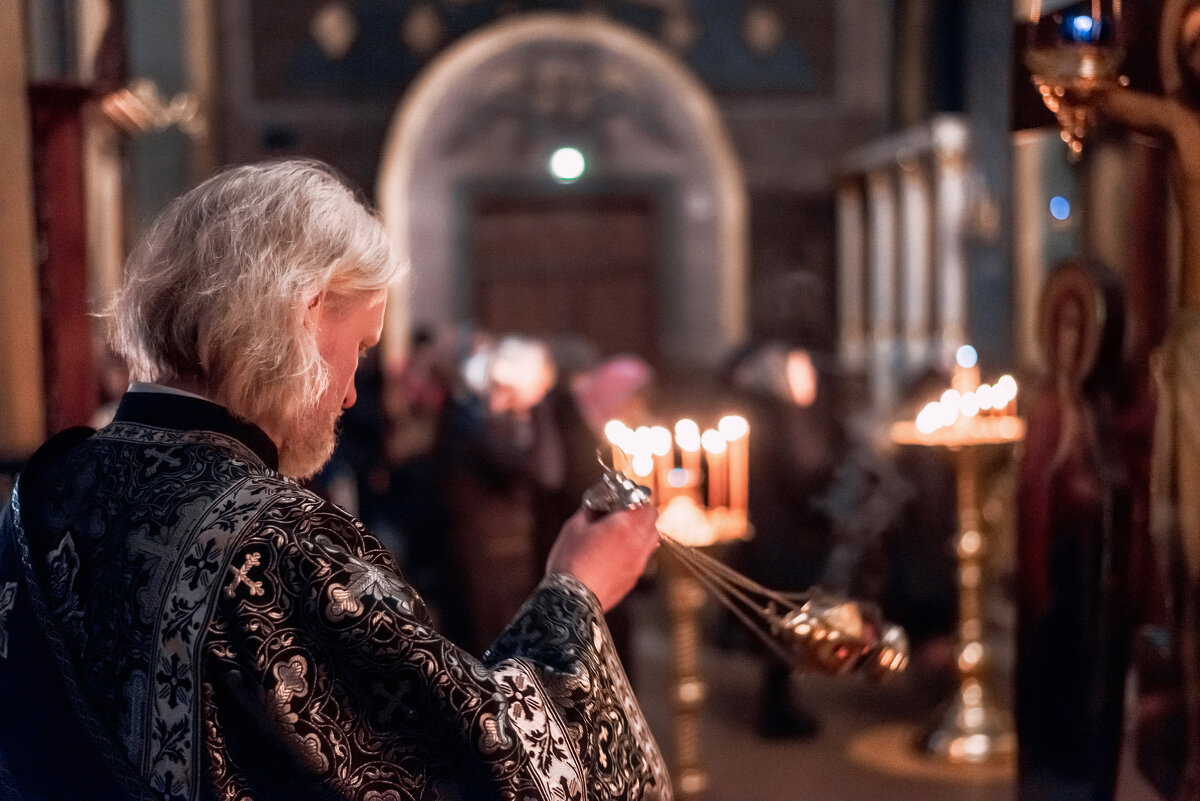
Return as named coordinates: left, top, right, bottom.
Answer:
left=0, top=581, right=17, bottom=659
left=46, top=532, right=85, bottom=650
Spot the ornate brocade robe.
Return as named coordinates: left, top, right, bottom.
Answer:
left=0, top=392, right=670, bottom=801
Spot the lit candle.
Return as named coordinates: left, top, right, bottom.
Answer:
left=916, top=401, right=942, bottom=435
left=939, top=389, right=962, bottom=428
left=675, top=419, right=702, bottom=488
left=995, top=374, right=1018, bottom=416
left=701, top=428, right=727, bottom=509
left=976, top=383, right=995, bottom=415
left=718, top=415, right=749, bottom=514
left=650, top=425, right=674, bottom=502
left=952, top=344, right=980, bottom=394
left=633, top=426, right=656, bottom=496
left=605, top=420, right=629, bottom=474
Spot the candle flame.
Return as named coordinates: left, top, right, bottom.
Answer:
left=717, top=414, right=749, bottom=440
left=674, top=419, right=701, bottom=451
left=916, top=402, right=942, bottom=434
left=995, top=374, right=1018, bottom=403
left=649, top=426, right=673, bottom=456
left=961, top=391, right=980, bottom=418
left=976, top=383, right=995, bottom=410
left=701, top=429, right=727, bottom=454
left=604, top=420, right=629, bottom=444
left=909, top=369, right=1022, bottom=437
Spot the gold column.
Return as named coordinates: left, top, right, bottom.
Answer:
left=919, top=444, right=1016, bottom=763
left=0, top=3, right=46, bottom=458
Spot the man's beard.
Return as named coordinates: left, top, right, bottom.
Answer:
left=277, top=403, right=342, bottom=480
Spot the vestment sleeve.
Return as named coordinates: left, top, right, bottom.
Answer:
left=203, top=501, right=671, bottom=801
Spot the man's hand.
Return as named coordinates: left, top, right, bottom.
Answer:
left=545, top=504, right=659, bottom=611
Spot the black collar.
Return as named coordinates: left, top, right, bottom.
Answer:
left=113, top=392, right=280, bottom=470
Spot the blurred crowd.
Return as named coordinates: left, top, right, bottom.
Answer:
left=305, top=326, right=962, bottom=738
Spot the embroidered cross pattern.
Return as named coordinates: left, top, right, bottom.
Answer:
left=143, top=447, right=183, bottom=476
left=129, top=526, right=179, bottom=612
left=225, top=552, right=265, bottom=598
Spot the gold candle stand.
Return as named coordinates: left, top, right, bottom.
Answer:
left=657, top=503, right=750, bottom=801
left=664, top=549, right=711, bottom=801
left=892, top=418, right=1023, bottom=764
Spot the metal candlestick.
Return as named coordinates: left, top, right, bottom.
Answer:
left=891, top=419, right=1023, bottom=764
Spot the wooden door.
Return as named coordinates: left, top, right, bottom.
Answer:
left=469, top=194, right=660, bottom=363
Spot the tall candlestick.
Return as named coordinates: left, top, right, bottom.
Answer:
left=701, top=429, right=727, bottom=509
left=718, top=415, right=749, bottom=514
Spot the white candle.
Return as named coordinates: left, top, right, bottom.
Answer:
left=604, top=420, right=629, bottom=473
left=674, top=419, right=701, bottom=487
left=649, top=425, right=673, bottom=502
left=633, top=426, right=656, bottom=496
left=953, top=344, right=980, bottom=393
left=995, top=374, right=1018, bottom=416
left=718, top=415, right=749, bottom=514
left=701, top=428, right=727, bottom=509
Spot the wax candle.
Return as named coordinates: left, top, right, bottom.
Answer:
left=995, top=374, right=1018, bottom=416
left=701, top=428, right=727, bottom=509
left=952, top=344, right=980, bottom=394
left=675, top=419, right=702, bottom=488
left=649, top=425, right=673, bottom=502
left=718, top=415, right=749, bottom=514
left=632, top=426, right=656, bottom=496
left=604, top=420, right=629, bottom=473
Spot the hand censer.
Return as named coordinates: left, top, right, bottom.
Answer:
left=583, top=461, right=909, bottom=678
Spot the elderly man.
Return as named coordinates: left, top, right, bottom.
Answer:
left=0, top=160, right=669, bottom=800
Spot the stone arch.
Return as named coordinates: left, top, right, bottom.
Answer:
left=377, top=12, right=746, bottom=369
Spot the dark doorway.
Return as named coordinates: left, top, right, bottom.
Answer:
left=468, top=192, right=661, bottom=363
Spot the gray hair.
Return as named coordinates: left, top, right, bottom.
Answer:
left=109, top=159, right=402, bottom=433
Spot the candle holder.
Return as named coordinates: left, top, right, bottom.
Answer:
left=892, top=395, right=1024, bottom=765
left=1023, top=0, right=1128, bottom=162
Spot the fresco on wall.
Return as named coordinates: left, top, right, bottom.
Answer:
left=250, top=0, right=836, bottom=102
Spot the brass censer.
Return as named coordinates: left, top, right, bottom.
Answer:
left=583, top=462, right=909, bottom=678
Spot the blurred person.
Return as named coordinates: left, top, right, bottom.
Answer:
left=434, top=334, right=566, bottom=654
left=533, top=353, right=656, bottom=566
left=850, top=369, right=954, bottom=684
left=0, top=160, right=669, bottom=801
left=532, top=354, right=658, bottom=680
left=362, top=326, right=456, bottom=626
left=383, top=325, right=452, bottom=468
left=725, top=341, right=844, bottom=738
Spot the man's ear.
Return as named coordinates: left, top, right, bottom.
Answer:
left=302, top=292, right=324, bottom=330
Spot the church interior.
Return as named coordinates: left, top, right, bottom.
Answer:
left=4, top=1, right=1200, bottom=799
